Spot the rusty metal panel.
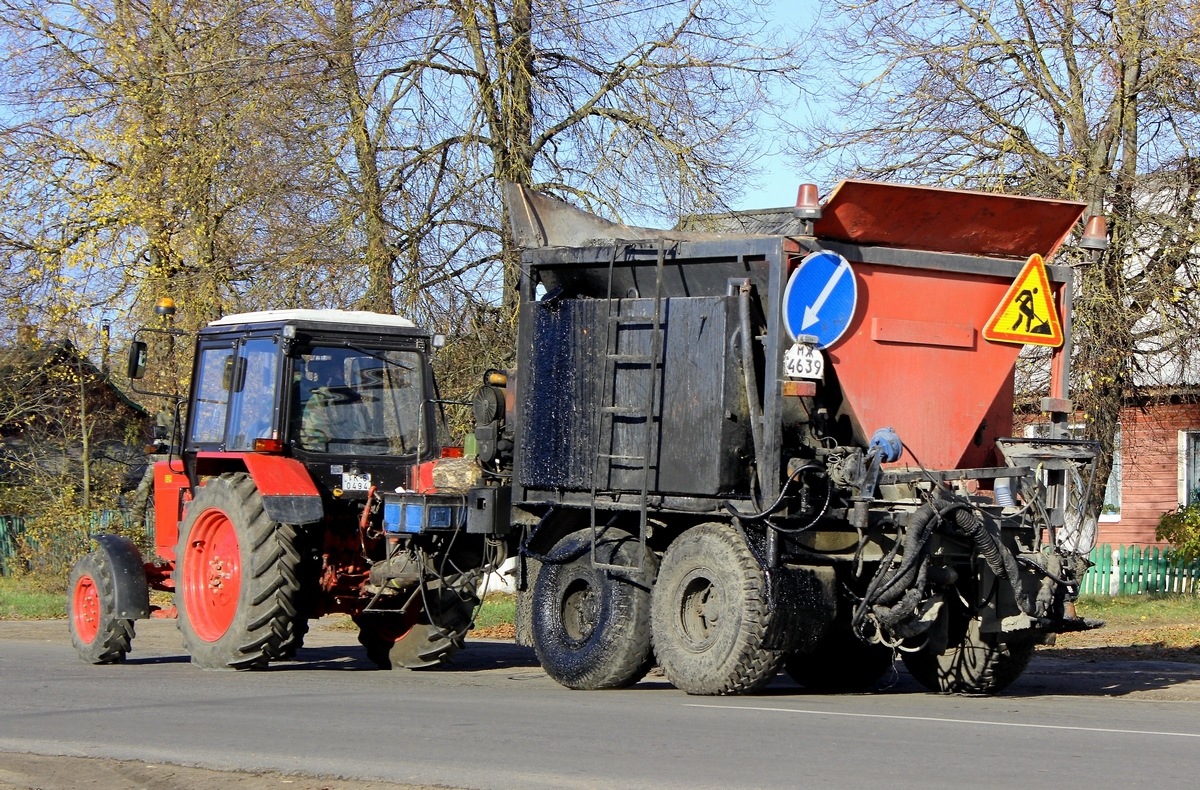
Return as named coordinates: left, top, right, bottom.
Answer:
left=813, top=180, right=1086, bottom=260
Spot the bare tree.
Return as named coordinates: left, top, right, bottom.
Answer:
left=793, top=0, right=1200, bottom=504
left=1, top=0, right=807, bottom=378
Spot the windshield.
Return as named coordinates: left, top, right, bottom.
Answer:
left=290, top=345, right=425, bottom=456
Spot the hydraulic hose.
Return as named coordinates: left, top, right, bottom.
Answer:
left=736, top=283, right=765, bottom=492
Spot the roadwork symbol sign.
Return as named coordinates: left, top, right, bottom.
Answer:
left=983, top=254, right=1063, bottom=347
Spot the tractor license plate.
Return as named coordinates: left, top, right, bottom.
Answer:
left=783, top=342, right=824, bottom=380
left=342, top=471, right=372, bottom=491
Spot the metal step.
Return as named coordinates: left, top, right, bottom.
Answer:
left=598, top=452, right=646, bottom=462
left=601, top=405, right=649, bottom=416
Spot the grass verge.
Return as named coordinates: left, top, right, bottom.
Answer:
left=0, top=576, right=67, bottom=620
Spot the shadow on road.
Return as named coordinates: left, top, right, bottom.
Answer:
left=267, top=644, right=1200, bottom=699
left=262, top=640, right=542, bottom=674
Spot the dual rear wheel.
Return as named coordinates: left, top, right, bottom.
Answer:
left=532, top=521, right=782, bottom=695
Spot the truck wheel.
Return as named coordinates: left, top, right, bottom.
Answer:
left=785, top=629, right=894, bottom=692
left=175, top=473, right=302, bottom=669
left=532, top=528, right=658, bottom=690
left=651, top=522, right=782, bottom=695
left=355, top=588, right=478, bottom=669
left=68, top=551, right=135, bottom=664
left=901, top=615, right=1036, bottom=694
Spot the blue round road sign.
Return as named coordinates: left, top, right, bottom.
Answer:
left=783, top=250, right=858, bottom=349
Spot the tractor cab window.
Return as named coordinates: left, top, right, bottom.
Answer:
left=189, top=337, right=281, bottom=450
left=226, top=337, right=280, bottom=450
left=290, top=345, right=425, bottom=456
left=190, top=346, right=234, bottom=445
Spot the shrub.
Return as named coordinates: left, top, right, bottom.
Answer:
left=1156, top=503, right=1200, bottom=562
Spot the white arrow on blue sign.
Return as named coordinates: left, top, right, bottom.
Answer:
left=782, top=250, right=858, bottom=348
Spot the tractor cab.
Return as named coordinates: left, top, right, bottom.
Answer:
left=184, top=309, right=443, bottom=497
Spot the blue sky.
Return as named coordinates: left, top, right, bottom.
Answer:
left=729, top=0, right=823, bottom=211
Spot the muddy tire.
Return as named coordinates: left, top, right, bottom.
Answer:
left=175, top=473, right=302, bottom=669
left=532, top=528, right=658, bottom=690
left=651, top=522, right=782, bottom=695
left=901, top=615, right=1036, bottom=694
left=785, top=629, right=894, bottom=692
left=356, top=588, right=478, bottom=669
left=68, top=551, right=134, bottom=664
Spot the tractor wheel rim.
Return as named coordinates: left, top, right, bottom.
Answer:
left=72, top=574, right=101, bottom=644
left=183, top=508, right=242, bottom=642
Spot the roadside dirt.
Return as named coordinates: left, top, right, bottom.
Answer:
left=0, top=752, right=440, bottom=790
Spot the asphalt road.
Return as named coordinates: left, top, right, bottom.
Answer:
left=3, top=620, right=1200, bottom=789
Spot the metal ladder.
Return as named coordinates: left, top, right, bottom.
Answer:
left=589, top=240, right=667, bottom=572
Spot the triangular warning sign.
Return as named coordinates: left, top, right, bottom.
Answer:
left=983, top=254, right=1063, bottom=347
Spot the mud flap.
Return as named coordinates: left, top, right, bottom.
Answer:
left=91, top=534, right=150, bottom=620
left=762, top=565, right=837, bottom=651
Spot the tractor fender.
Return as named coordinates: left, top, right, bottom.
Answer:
left=239, top=454, right=324, bottom=525
left=92, top=534, right=151, bottom=620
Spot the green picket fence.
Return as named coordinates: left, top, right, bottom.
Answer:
left=0, top=510, right=146, bottom=576
left=1080, top=544, right=1200, bottom=596
left=0, top=515, right=22, bottom=576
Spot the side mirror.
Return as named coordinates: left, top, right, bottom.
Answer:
left=127, top=341, right=148, bottom=380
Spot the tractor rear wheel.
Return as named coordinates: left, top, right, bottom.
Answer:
left=175, top=473, right=302, bottom=669
left=531, top=528, right=658, bottom=690
left=651, top=522, right=783, bottom=695
left=901, top=613, right=1036, bottom=694
left=355, top=587, right=478, bottom=669
left=68, top=550, right=134, bottom=664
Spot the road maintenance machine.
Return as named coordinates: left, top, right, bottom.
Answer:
left=70, top=178, right=1107, bottom=697
left=68, top=309, right=509, bottom=669
left=467, top=179, right=1106, bottom=695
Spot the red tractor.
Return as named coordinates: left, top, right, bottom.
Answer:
left=68, top=308, right=510, bottom=669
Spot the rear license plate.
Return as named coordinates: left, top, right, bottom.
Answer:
left=342, top=471, right=372, bottom=491
left=783, top=342, right=824, bottom=380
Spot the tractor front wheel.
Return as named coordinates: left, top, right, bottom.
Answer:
left=175, top=473, right=302, bottom=669
left=68, top=551, right=134, bottom=664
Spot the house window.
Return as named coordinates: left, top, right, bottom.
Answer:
left=1023, top=422, right=1120, bottom=517
left=1103, top=429, right=1121, bottom=517
left=1178, top=431, right=1200, bottom=506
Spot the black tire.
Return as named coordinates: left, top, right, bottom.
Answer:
left=901, top=615, right=1036, bottom=694
left=174, top=473, right=302, bottom=669
left=68, top=550, right=135, bottom=664
left=278, top=527, right=319, bottom=659
left=531, top=528, right=658, bottom=690
left=785, top=629, right=895, bottom=692
left=651, top=522, right=783, bottom=695
left=356, top=587, right=478, bottom=669
left=277, top=618, right=309, bottom=659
